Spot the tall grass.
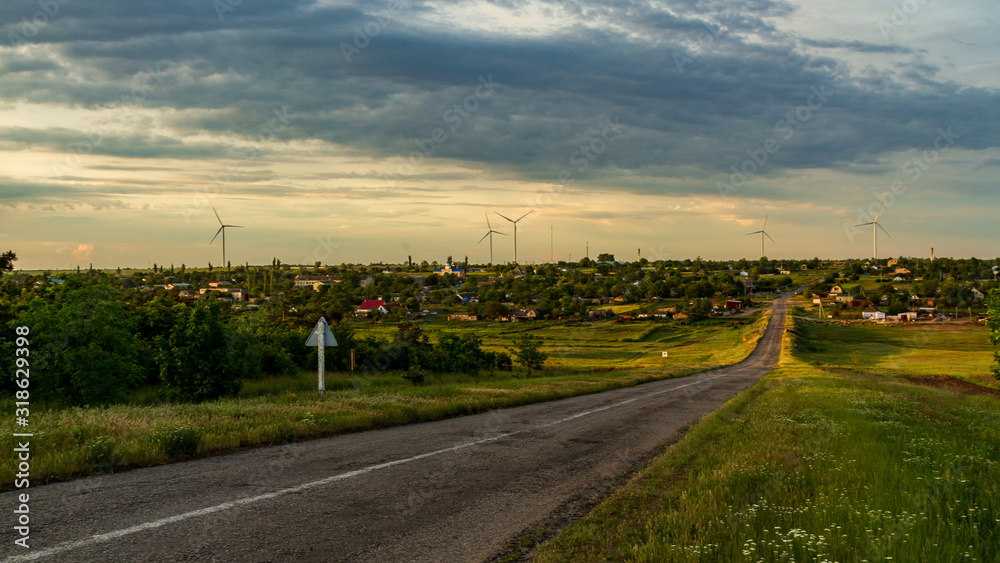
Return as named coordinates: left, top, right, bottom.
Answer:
left=535, top=319, right=1000, bottom=562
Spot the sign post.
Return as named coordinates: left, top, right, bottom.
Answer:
left=305, top=317, right=337, bottom=394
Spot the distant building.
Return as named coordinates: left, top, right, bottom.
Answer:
left=356, top=299, right=387, bottom=316
left=862, top=305, right=885, bottom=320
left=433, top=261, right=466, bottom=278
left=208, top=280, right=232, bottom=287
left=448, top=314, right=478, bottom=321
left=199, top=287, right=248, bottom=302
left=294, top=275, right=341, bottom=289
left=829, top=285, right=845, bottom=295
left=725, top=300, right=743, bottom=310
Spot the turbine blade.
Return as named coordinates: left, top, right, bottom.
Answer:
left=225, top=225, right=244, bottom=228
left=762, top=214, right=769, bottom=229
left=765, top=232, right=776, bottom=244
left=478, top=232, right=491, bottom=244
left=515, top=209, right=535, bottom=222
left=874, top=203, right=883, bottom=222
left=494, top=230, right=507, bottom=236
left=855, top=222, right=874, bottom=227
left=486, top=213, right=492, bottom=230
left=878, top=223, right=891, bottom=238
left=495, top=212, right=514, bottom=223
left=746, top=230, right=762, bottom=235
left=210, top=226, right=224, bottom=244
left=213, top=207, right=223, bottom=225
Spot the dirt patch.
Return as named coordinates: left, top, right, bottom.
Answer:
left=902, top=375, right=1000, bottom=398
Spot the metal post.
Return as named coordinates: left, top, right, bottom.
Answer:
left=317, top=323, right=325, bottom=394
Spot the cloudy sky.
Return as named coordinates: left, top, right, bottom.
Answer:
left=1, top=0, right=998, bottom=269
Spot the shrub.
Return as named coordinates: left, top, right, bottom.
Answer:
left=152, top=425, right=202, bottom=457
left=402, top=365, right=427, bottom=385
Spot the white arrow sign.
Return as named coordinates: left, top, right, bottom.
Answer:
left=305, top=317, right=337, bottom=394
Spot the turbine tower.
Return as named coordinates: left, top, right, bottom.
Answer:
left=495, top=210, right=534, bottom=264
left=210, top=207, right=243, bottom=271
left=477, top=213, right=506, bottom=266
left=855, top=204, right=891, bottom=261
left=745, top=215, right=775, bottom=259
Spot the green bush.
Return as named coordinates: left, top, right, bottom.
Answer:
left=152, top=425, right=202, bottom=457
left=402, top=365, right=427, bottom=385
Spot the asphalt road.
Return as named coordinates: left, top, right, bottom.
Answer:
left=2, top=296, right=788, bottom=562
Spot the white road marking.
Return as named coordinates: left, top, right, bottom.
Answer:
left=3, top=374, right=732, bottom=562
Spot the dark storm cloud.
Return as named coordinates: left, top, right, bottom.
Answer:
left=1, top=0, right=998, bottom=198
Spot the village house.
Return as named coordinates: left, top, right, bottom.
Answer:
left=589, top=309, right=615, bottom=319
left=355, top=299, right=388, bottom=316
left=293, top=275, right=341, bottom=290
left=861, top=305, right=885, bottom=320
left=447, top=314, right=478, bottom=321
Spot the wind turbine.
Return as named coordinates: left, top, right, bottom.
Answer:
left=855, top=204, right=891, bottom=262
left=746, top=215, right=775, bottom=259
left=210, top=207, right=243, bottom=272
left=477, top=213, right=506, bottom=266
left=495, top=210, right=534, bottom=264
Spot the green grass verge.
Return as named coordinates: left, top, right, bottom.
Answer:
left=0, top=314, right=770, bottom=489
left=535, top=319, right=1000, bottom=562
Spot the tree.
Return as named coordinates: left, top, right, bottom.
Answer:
left=508, top=333, right=547, bottom=376
left=0, top=250, right=16, bottom=272
left=986, top=288, right=1000, bottom=381
left=14, top=286, right=143, bottom=405
left=158, top=302, right=243, bottom=402
left=597, top=253, right=615, bottom=262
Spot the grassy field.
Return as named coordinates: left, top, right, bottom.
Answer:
left=534, top=319, right=1000, bottom=562
left=789, top=319, right=996, bottom=388
left=0, top=314, right=768, bottom=489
